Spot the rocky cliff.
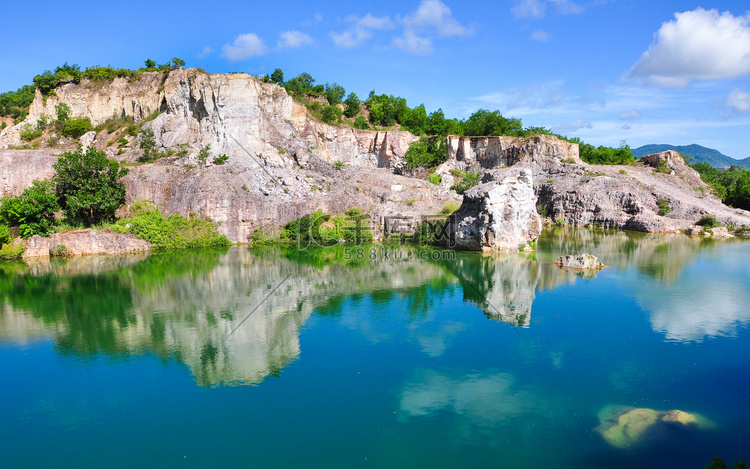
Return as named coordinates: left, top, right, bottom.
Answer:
left=1, top=68, right=749, bottom=244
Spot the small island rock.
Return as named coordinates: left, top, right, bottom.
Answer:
left=554, top=253, right=605, bottom=269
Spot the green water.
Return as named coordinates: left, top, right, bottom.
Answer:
left=1, top=229, right=749, bottom=468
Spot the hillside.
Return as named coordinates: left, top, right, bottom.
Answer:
left=633, top=144, right=750, bottom=170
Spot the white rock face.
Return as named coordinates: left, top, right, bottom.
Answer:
left=554, top=253, right=605, bottom=269
left=450, top=168, right=542, bottom=252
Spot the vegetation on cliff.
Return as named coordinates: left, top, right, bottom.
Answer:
left=111, top=202, right=231, bottom=250
left=0, top=147, right=230, bottom=257
left=0, top=59, right=185, bottom=123
left=688, top=161, right=750, bottom=211
left=250, top=208, right=373, bottom=247
left=263, top=68, right=634, bottom=167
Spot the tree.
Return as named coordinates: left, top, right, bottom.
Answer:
left=284, top=73, right=315, bottom=95
left=53, top=147, right=129, bottom=227
left=324, top=82, right=346, bottom=105
left=270, top=68, right=284, bottom=85
left=344, top=92, right=361, bottom=118
left=0, top=180, right=59, bottom=238
left=144, top=59, right=156, bottom=69
left=170, top=57, right=185, bottom=69
left=321, top=105, right=342, bottom=125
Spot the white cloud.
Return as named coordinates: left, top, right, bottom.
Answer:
left=530, top=30, right=551, bottom=42
left=331, top=13, right=395, bottom=48
left=627, top=8, right=750, bottom=88
left=277, top=30, right=314, bottom=49
left=197, top=46, right=213, bottom=59
left=402, top=0, right=473, bottom=37
left=725, top=88, right=750, bottom=115
left=511, top=0, right=583, bottom=19
left=394, top=0, right=474, bottom=54
left=620, top=109, right=642, bottom=120
left=221, top=33, right=267, bottom=61
left=552, top=119, right=592, bottom=134
left=393, top=29, right=434, bottom=54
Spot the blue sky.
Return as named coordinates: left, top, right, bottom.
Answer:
left=3, top=0, right=749, bottom=158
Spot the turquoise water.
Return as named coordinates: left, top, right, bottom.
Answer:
left=1, top=229, right=749, bottom=468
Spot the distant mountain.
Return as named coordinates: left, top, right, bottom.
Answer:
left=633, top=144, right=750, bottom=170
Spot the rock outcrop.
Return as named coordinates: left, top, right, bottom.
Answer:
left=554, top=253, right=605, bottom=269
left=450, top=168, right=541, bottom=252
left=23, top=229, right=152, bottom=258
left=435, top=134, right=750, bottom=232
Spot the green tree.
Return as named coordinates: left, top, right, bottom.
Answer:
left=324, top=82, right=346, bottom=105
left=144, top=59, right=156, bottom=69
left=53, top=147, right=129, bottom=226
left=0, top=180, right=59, bottom=238
left=344, top=92, right=361, bottom=118
left=170, top=57, right=186, bottom=69
left=405, top=137, right=448, bottom=169
left=270, top=68, right=284, bottom=85
left=284, top=73, right=316, bottom=95
left=138, top=128, right=158, bottom=162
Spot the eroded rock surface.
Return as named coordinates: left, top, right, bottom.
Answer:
left=23, top=229, right=152, bottom=258
left=450, top=168, right=542, bottom=252
left=595, top=405, right=708, bottom=448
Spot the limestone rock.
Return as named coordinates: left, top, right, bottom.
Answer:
left=554, top=253, right=605, bottom=269
left=450, top=168, right=542, bottom=252
left=79, top=131, right=97, bottom=149
left=662, top=409, right=698, bottom=426
left=22, top=229, right=152, bottom=258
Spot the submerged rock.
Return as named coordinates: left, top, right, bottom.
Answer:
left=450, top=168, right=542, bottom=252
left=554, top=253, right=605, bottom=269
left=596, top=405, right=708, bottom=448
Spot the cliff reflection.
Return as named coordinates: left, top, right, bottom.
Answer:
left=0, top=246, right=555, bottom=386
left=0, top=228, right=733, bottom=384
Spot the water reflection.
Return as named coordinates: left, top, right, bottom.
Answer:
left=1, top=231, right=748, bottom=387
left=1, top=246, right=548, bottom=386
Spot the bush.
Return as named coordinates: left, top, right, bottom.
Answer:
left=49, top=244, right=73, bottom=257
left=579, top=142, right=635, bottom=165
left=198, top=144, right=211, bottom=165
left=0, top=180, right=59, bottom=237
left=696, top=215, right=719, bottom=228
left=427, top=173, right=442, bottom=185
left=113, top=202, right=232, bottom=250
left=0, top=224, right=9, bottom=245
left=279, top=208, right=372, bottom=247
left=19, top=124, right=42, bottom=141
left=61, top=117, right=93, bottom=139
left=353, top=116, right=370, bottom=130
left=138, top=127, right=159, bottom=162
left=53, top=147, right=129, bottom=226
left=55, top=103, right=71, bottom=123
left=213, top=154, right=229, bottom=165
left=321, top=105, right=342, bottom=125
left=0, top=241, right=25, bottom=260
left=449, top=170, right=482, bottom=194
left=657, top=198, right=670, bottom=216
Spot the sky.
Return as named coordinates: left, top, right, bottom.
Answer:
left=2, top=0, right=749, bottom=158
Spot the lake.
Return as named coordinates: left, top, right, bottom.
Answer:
left=1, top=228, right=748, bottom=468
